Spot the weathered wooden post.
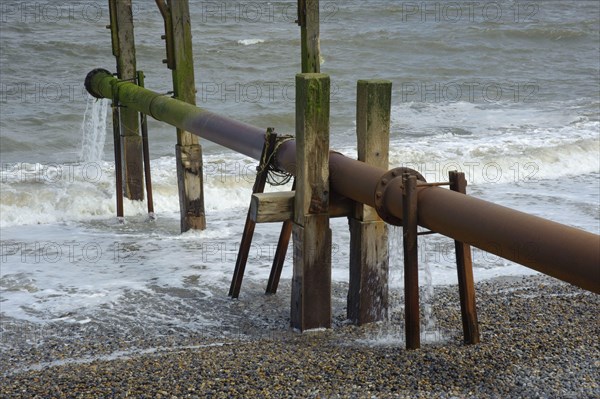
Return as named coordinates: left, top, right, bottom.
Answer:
left=298, top=0, right=321, bottom=73
left=449, top=171, right=480, bottom=344
left=347, top=80, right=391, bottom=325
left=229, top=130, right=278, bottom=298
left=157, top=0, right=206, bottom=231
left=108, top=0, right=145, bottom=200
left=291, top=73, right=331, bottom=331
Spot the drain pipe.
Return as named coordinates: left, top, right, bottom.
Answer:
left=86, top=69, right=600, bottom=293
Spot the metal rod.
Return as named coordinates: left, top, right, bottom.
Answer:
left=110, top=98, right=124, bottom=220
left=85, top=69, right=600, bottom=294
left=403, top=174, right=420, bottom=350
left=137, top=71, right=155, bottom=217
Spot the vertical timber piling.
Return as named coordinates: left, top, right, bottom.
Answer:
left=348, top=80, right=392, bottom=325
left=108, top=0, right=144, bottom=201
left=291, top=74, right=332, bottom=331
left=298, top=0, right=321, bottom=73
left=158, top=0, right=206, bottom=231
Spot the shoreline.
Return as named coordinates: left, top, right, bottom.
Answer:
left=2, top=274, right=599, bottom=398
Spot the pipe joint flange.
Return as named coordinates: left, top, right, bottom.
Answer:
left=374, top=167, right=426, bottom=225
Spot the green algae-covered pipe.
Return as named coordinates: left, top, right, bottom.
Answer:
left=85, top=69, right=600, bottom=293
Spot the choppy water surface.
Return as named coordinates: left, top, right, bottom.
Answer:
left=1, top=1, right=598, bottom=339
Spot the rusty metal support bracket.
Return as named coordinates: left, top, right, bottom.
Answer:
left=401, top=171, right=480, bottom=348
left=137, top=71, right=155, bottom=219
left=111, top=89, right=124, bottom=222
left=403, top=173, right=420, bottom=349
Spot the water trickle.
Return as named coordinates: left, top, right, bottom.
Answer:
left=419, top=232, right=440, bottom=343
left=388, top=226, right=404, bottom=292
left=367, top=225, right=404, bottom=345
left=366, top=225, right=444, bottom=346
left=80, top=94, right=109, bottom=162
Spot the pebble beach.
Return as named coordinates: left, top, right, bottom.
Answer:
left=1, top=275, right=598, bottom=398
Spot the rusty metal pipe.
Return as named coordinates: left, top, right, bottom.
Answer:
left=328, top=157, right=599, bottom=293
left=381, top=179, right=599, bottom=293
left=85, top=69, right=600, bottom=293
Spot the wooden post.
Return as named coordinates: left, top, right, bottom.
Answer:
left=266, top=218, right=294, bottom=294
left=298, top=0, right=321, bottom=73
left=161, top=0, right=206, bottom=231
left=108, top=0, right=144, bottom=201
left=229, top=132, right=277, bottom=299
left=266, top=181, right=296, bottom=295
left=449, top=171, right=480, bottom=344
left=348, top=80, right=391, bottom=325
left=403, top=174, right=420, bottom=350
left=291, top=73, right=331, bottom=331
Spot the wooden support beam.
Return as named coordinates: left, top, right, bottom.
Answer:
left=291, top=73, right=331, bottom=331
left=348, top=80, right=392, bottom=325
left=165, top=0, right=206, bottom=231
left=403, top=174, right=420, bottom=350
left=249, top=192, right=352, bottom=223
left=266, top=218, right=294, bottom=295
left=108, top=0, right=144, bottom=201
left=265, top=178, right=296, bottom=297
left=250, top=192, right=295, bottom=223
left=298, top=0, right=320, bottom=73
left=229, top=132, right=277, bottom=299
left=449, top=171, right=480, bottom=345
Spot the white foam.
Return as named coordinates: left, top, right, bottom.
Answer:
left=383, top=103, right=600, bottom=185
left=237, top=38, right=265, bottom=46
left=1, top=100, right=597, bottom=329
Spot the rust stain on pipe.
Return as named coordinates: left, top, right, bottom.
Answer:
left=382, top=181, right=599, bottom=293
left=86, top=69, right=600, bottom=294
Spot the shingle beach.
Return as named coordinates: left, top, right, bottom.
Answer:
left=2, top=275, right=598, bottom=398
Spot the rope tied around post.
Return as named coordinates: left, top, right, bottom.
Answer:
left=257, top=128, right=295, bottom=186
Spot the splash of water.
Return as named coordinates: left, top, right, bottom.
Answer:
left=388, top=226, right=404, bottom=291
left=80, top=95, right=109, bottom=162
left=419, top=231, right=438, bottom=338
left=367, top=225, right=442, bottom=346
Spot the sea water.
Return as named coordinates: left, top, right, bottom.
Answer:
left=1, top=1, right=598, bottom=337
